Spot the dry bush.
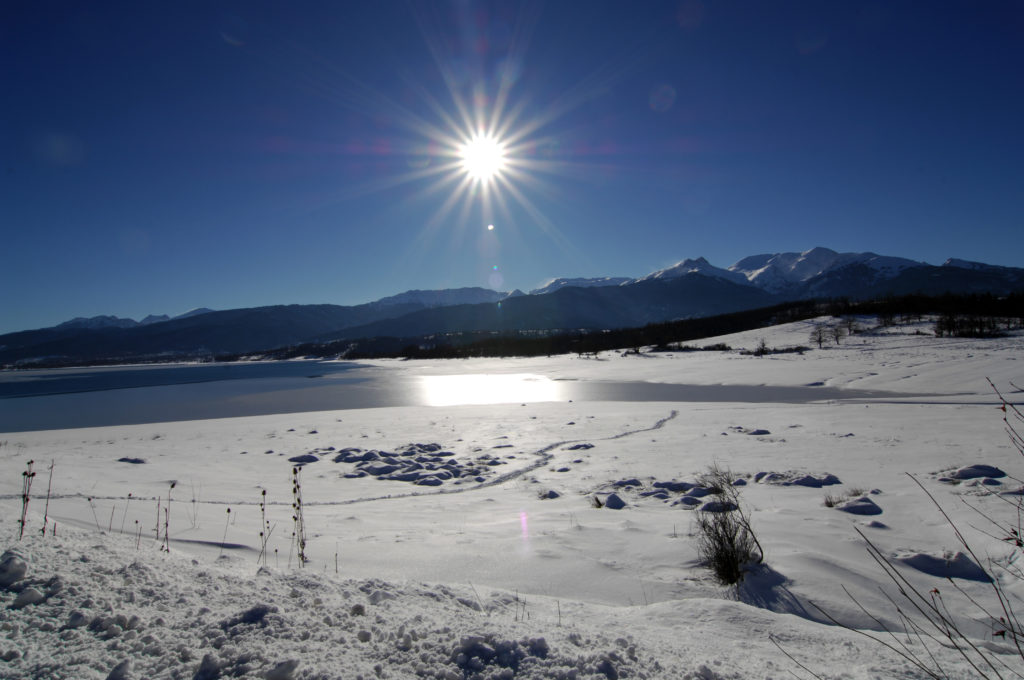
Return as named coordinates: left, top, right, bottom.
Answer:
left=693, top=465, right=763, bottom=586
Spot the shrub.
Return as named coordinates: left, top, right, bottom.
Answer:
left=693, top=465, right=763, bottom=586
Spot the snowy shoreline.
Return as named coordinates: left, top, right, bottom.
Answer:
left=1, top=318, right=1022, bottom=678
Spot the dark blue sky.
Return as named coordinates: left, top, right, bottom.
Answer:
left=3, top=1, right=1022, bottom=333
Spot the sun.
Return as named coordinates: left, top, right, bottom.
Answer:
left=459, top=133, right=507, bottom=183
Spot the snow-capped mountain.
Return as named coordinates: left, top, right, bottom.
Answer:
left=728, top=247, right=922, bottom=294
left=636, top=257, right=751, bottom=287
left=9, top=247, right=1020, bottom=367
left=529, top=277, right=631, bottom=296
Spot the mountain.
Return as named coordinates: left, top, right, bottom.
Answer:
left=530, top=277, right=631, bottom=295
left=729, top=247, right=922, bottom=294
left=175, top=308, right=216, bottom=320
left=373, top=287, right=512, bottom=308
left=53, top=308, right=217, bottom=331
left=55, top=315, right=140, bottom=330
left=637, top=257, right=751, bottom=286
left=4, top=247, right=1022, bottom=367
left=324, top=275, right=777, bottom=341
left=732, top=249, right=1024, bottom=300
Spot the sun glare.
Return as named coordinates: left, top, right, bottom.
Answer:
left=459, top=133, right=506, bottom=182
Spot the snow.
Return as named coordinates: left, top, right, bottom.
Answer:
left=728, top=247, right=922, bottom=292
left=528, top=278, right=632, bottom=296
left=1, top=318, right=1023, bottom=678
left=634, top=258, right=750, bottom=286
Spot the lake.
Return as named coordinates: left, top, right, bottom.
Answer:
left=0, top=360, right=893, bottom=432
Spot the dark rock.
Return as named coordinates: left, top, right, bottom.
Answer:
left=613, top=479, right=642, bottom=488
left=604, top=493, right=627, bottom=510
left=653, top=480, right=692, bottom=492
left=362, top=463, right=398, bottom=476
left=387, top=471, right=423, bottom=482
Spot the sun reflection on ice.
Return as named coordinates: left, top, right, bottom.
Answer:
left=418, top=373, right=564, bottom=407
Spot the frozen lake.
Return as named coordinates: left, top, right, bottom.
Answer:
left=0, top=359, right=909, bottom=432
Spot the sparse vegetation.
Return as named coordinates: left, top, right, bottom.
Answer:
left=258, top=489, right=275, bottom=567
left=18, top=460, right=35, bottom=540
left=162, top=482, right=175, bottom=552
left=40, top=460, right=54, bottom=537
left=810, top=324, right=828, bottom=349
left=815, top=381, right=1024, bottom=678
left=219, top=507, right=231, bottom=558
left=823, top=487, right=867, bottom=507
left=292, top=467, right=308, bottom=566
left=693, top=465, right=763, bottom=586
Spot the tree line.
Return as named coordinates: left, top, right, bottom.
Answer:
left=232, top=291, right=1023, bottom=362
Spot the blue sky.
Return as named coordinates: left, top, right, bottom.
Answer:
left=2, top=1, right=1022, bottom=333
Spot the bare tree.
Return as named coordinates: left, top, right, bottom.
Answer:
left=830, top=324, right=846, bottom=345
left=809, top=324, right=828, bottom=349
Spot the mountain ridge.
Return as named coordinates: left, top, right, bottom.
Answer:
left=6, top=247, right=1022, bottom=366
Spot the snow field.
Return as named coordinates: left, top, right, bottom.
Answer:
left=1, top=317, right=1023, bottom=678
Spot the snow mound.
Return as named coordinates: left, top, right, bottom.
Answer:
left=835, top=496, right=882, bottom=515
left=895, top=551, right=992, bottom=582
left=753, top=471, right=841, bottom=488
left=949, top=464, right=1006, bottom=480
left=0, top=548, right=29, bottom=587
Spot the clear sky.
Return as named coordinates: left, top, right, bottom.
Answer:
left=2, top=1, right=1022, bottom=333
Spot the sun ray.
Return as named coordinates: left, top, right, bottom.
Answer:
left=253, top=0, right=659, bottom=287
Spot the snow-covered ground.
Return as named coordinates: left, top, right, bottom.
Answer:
left=2, top=317, right=1023, bottom=679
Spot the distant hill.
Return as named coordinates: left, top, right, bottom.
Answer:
left=3, top=248, right=1022, bottom=366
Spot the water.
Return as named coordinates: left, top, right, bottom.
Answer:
left=0, top=361, right=897, bottom=432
